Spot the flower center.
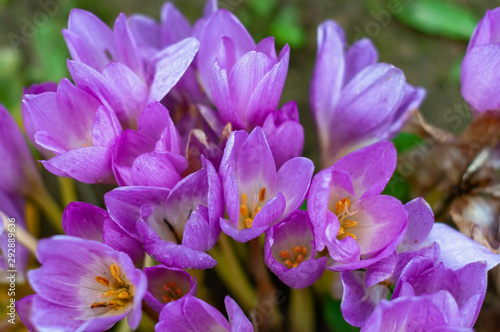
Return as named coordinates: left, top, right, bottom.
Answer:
left=162, top=281, right=184, bottom=303
left=279, top=246, right=308, bottom=269
left=91, top=263, right=134, bottom=310
left=335, top=197, right=358, bottom=240
left=239, top=188, right=266, bottom=229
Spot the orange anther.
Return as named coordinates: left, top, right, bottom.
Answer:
left=245, top=218, right=253, bottom=229
left=259, top=188, right=266, bottom=202
left=91, top=302, right=107, bottom=309
left=95, top=276, right=110, bottom=287
left=280, top=250, right=290, bottom=259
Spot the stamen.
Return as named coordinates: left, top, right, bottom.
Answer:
left=280, top=250, right=290, bottom=259
left=91, top=302, right=107, bottom=309
left=240, top=205, right=249, bottom=216
left=245, top=218, right=253, bottom=228
left=110, top=264, right=123, bottom=285
left=162, top=281, right=184, bottom=303
left=259, top=188, right=266, bottom=202
left=91, top=264, right=134, bottom=310
left=95, top=276, right=110, bottom=287
left=241, top=193, right=247, bottom=206
left=118, top=292, right=130, bottom=299
left=334, top=197, right=358, bottom=241
left=280, top=246, right=308, bottom=269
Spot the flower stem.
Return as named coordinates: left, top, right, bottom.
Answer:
left=30, top=185, right=64, bottom=234
left=210, top=234, right=256, bottom=311
left=58, top=177, right=77, bottom=207
left=289, top=287, right=315, bottom=332
left=249, top=237, right=283, bottom=331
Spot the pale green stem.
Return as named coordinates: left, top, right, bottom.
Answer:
left=30, top=185, right=64, bottom=233
left=58, top=177, right=78, bottom=207
left=210, top=234, right=256, bottom=310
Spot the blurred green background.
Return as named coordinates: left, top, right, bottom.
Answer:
left=0, top=0, right=496, bottom=331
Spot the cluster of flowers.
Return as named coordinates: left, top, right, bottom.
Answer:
left=1, top=1, right=500, bottom=331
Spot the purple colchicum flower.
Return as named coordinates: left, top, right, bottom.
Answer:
left=156, top=295, right=253, bottom=332
left=62, top=201, right=145, bottom=267
left=262, top=101, right=304, bottom=169
left=64, top=9, right=199, bottom=130
left=361, top=292, right=474, bottom=332
left=0, top=105, right=43, bottom=196
left=461, top=7, right=500, bottom=112
left=23, top=79, right=123, bottom=184
left=20, top=236, right=147, bottom=331
left=310, top=20, right=425, bottom=168
left=264, top=210, right=327, bottom=288
left=198, top=9, right=290, bottom=131
left=143, top=265, right=197, bottom=314
left=340, top=197, right=500, bottom=328
left=111, top=101, right=187, bottom=187
left=307, top=141, right=407, bottom=271
left=220, top=127, right=314, bottom=242
left=105, top=157, right=222, bottom=269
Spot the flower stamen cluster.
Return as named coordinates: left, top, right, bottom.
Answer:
left=334, top=197, right=358, bottom=240
left=239, top=188, right=266, bottom=229
left=91, top=263, right=134, bottom=310
left=279, top=246, right=308, bottom=269
left=162, top=281, right=184, bottom=303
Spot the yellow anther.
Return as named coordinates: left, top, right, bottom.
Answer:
left=92, top=264, right=134, bottom=310
left=118, top=292, right=130, bottom=299
left=240, top=205, right=249, bottom=216
left=254, top=207, right=261, bottom=215
left=296, top=255, right=304, bottom=264
left=95, top=276, right=110, bottom=287
left=245, top=218, right=253, bottom=229
left=241, top=193, right=247, bottom=205
left=259, top=188, right=266, bottom=202
left=91, top=302, right=107, bottom=309
left=284, top=259, right=294, bottom=268
left=343, top=220, right=357, bottom=228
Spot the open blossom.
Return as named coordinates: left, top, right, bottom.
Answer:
left=307, top=141, right=407, bottom=271
left=264, top=210, right=327, bottom=288
left=461, top=7, right=500, bottom=112
left=220, top=127, right=314, bottom=242
left=340, top=197, right=500, bottom=328
left=310, top=20, right=425, bottom=167
left=105, top=157, right=222, bottom=269
left=20, top=236, right=147, bottom=331
left=64, top=9, right=199, bottom=130
left=156, top=295, right=253, bottom=332
left=361, top=292, right=474, bottom=332
left=143, top=265, right=197, bottom=314
left=0, top=105, right=43, bottom=195
left=198, top=9, right=290, bottom=131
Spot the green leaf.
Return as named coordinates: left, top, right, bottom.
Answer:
left=395, top=0, right=479, bottom=40
left=382, top=173, right=410, bottom=203
left=248, top=0, right=277, bottom=18
left=300, top=199, right=307, bottom=211
left=269, top=6, right=307, bottom=49
left=29, top=20, right=69, bottom=82
left=392, top=132, right=424, bottom=154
